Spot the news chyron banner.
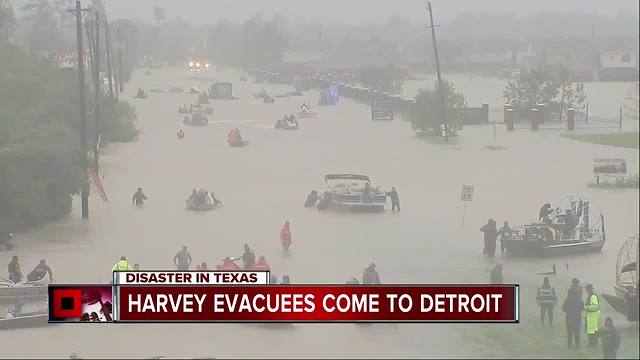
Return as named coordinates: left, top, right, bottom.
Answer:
left=49, top=271, right=519, bottom=323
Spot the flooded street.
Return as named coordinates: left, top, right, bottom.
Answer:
left=1, top=66, right=638, bottom=358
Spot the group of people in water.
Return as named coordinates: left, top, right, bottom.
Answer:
left=480, top=219, right=512, bottom=258
left=539, top=202, right=583, bottom=239
left=275, top=114, right=299, bottom=129
left=533, top=275, right=622, bottom=358
left=303, top=186, right=400, bottom=211
left=188, top=189, right=222, bottom=207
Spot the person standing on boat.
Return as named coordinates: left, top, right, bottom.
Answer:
left=240, top=244, right=256, bottom=270
left=562, top=278, right=584, bottom=348
left=539, top=203, right=553, bottom=223
left=564, top=209, right=579, bottom=239
left=361, top=183, right=372, bottom=203
left=386, top=187, right=400, bottom=212
left=280, top=221, right=292, bottom=251
left=480, top=219, right=498, bottom=258
left=363, top=263, right=381, bottom=284
left=536, top=276, right=558, bottom=325
left=598, top=317, right=621, bottom=359
left=173, top=245, right=192, bottom=270
left=132, top=187, right=147, bottom=206
left=585, top=284, right=600, bottom=347
left=8, top=255, right=23, bottom=283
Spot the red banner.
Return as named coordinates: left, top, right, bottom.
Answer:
left=116, top=285, right=518, bottom=323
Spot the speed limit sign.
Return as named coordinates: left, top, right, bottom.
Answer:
left=461, top=185, right=474, bottom=202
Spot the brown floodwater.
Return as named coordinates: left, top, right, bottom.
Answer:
left=1, top=67, right=638, bottom=358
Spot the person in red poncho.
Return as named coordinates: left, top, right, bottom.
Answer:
left=280, top=221, right=292, bottom=251
left=253, top=256, right=271, bottom=270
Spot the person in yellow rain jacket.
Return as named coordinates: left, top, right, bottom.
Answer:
left=112, top=256, right=132, bottom=272
left=585, top=284, right=600, bottom=347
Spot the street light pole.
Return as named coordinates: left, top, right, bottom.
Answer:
left=426, top=1, right=448, bottom=143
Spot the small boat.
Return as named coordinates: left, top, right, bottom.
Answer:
left=186, top=193, right=221, bottom=211
left=275, top=118, right=299, bottom=130
left=0, top=310, right=49, bottom=330
left=502, top=195, right=606, bottom=257
left=297, top=104, right=316, bottom=118
left=183, top=113, right=209, bottom=126
left=263, top=96, right=275, bottom=104
left=228, top=139, right=250, bottom=147
left=188, top=87, right=201, bottom=95
left=0, top=277, right=49, bottom=300
left=602, top=234, right=638, bottom=321
left=320, top=174, right=387, bottom=212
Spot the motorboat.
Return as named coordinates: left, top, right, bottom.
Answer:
left=0, top=309, right=50, bottom=330
left=263, top=95, right=275, bottom=104
left=186, top=192, right=222, bottom=211
left=228, top=139, right=250, bottom=147
left=502, top=194, right=606, bottom=257
left=183, top=113, right=209, bottom=126
left=319, top=174, right=387, bottom=212
left=275, top=117, right=299, bottom=130
left=602, top=234, right=638, bottom=322
left=0, top=277, right=49, bottom=300
left=297, top=104, right=316, bottom=118
left=189, top=86, right=201, bottom=95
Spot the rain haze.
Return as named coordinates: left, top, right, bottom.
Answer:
left=0, top=0, right=638, bottom=359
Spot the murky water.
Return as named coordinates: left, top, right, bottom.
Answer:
left=1, top=67, right=638, bottom=358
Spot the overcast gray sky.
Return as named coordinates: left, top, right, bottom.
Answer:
left=101, top=0, right=638, bottom=24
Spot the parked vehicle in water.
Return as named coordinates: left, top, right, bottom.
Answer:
left=318, top=174, right=386, bottom=212
left=502, top=195, right=606, bottom=257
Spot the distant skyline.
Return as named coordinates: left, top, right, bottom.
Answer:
left=97, top=0, right=638, bottom=25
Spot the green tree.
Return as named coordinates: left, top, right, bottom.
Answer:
left=0, top=43, right=84, bottom=230
left=0, top=0, right=17, bottom=42
left=20, top=0, right=60, bottom=55
left=0, top=43, right=138, bottom=231
left=407, top=80, right=467, bottom=137
left=503, top=66, right=587, bottom=120
left=359, top=65, right=405, bottom=94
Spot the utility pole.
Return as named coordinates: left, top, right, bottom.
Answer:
left=69, top=0, right=91, bottom=219
left=105, top=20, right=114, bottom=98
left=116, top=27, right=124, bottom=93
left=426, top=1, right=448, bottom=143
left=93, top=11, right=101, bottom=166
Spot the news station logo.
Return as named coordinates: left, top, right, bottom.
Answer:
left=49, top=285, right=113, bottom=322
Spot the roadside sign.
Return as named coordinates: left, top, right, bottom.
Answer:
left=461, top=185, right=474, bottom=202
